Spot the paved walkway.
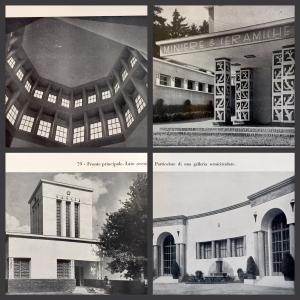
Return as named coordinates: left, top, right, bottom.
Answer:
left=72, top=286, right=106, bottom=295
left=153, top=283, right=294, bottom=295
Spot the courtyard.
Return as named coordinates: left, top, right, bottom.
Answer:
left=153, top=283, right=294, bottom=295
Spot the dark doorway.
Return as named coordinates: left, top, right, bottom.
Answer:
left=163, top=234, right=176, bottom=275
left=75, top=266, right=84, bottom=286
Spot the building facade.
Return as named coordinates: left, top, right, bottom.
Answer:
left=153, top=176, right=295, bottom=288
left=6, top=179, right=106, bottom=293
left=156, top=6, right=295, bottom=126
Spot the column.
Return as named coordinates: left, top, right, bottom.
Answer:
left=257, top=231, right=265, bottom=276
left=183, top=79, right=188, bottom=90
left=227, top=239, right=231, bottom=257
left=32, top=106, right=44, bottom=135
left=70, top=201, right=75, bottom=238
left=70, top=260, right=75, bottom=279
left=215, top=241, right=220, bottom=258
left=170, top=76, right=175, bottom=87
left=231, top=238, right=236, bottom=257
left=30, top=79, right=40, bottom=96
left=61, top=200, right=66, bottom=237
left=272, top=50, right=283, bottom=123
left=82, top=88, right=88, bottom=106
left=253, top=232, right=259, bottom=268
left=214, top=58, right=231, bottom=125
left=106, top=80, right=115, bottom=99
left=196, top=243, right=200, bottom=259
left=43, top=83, right=51, bottom=102
left=98, top=107, right=108, bottom=137
left=235, top=68, right=252, bottom=123
left=289, top=223, right=295, bottom=258
left=68, top=115, right=73, bottom=145
left=175, top=244, right=180, bottom=266
left=179, top=244, right=186, bottom=277
left=8, top=257, right=14, bottom=279
left=211, top=241, right=216, bottom=258
left=282, top=45, right=295, bottom=123
left=243, top=236, right=247, bottom=256
left=113, top=102, right=126, bottom=132
left=50, top=111, right=58, bottom=140
left=153, top=245, right=159, bottom=277
left=83, top=112, right=89, bottom=142
left=131, top=77, right=147, bottom=103
left=200, top=243, right=205, bottom=259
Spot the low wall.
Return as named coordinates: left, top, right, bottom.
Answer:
left=6, top=279, right=76, bottom=294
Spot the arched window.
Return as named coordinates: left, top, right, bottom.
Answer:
left=163, top=234, right=176, bottom=275
left=271, top=213, right=290, bottom=275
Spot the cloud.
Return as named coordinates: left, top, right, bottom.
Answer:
left=52, top=173, right=108, bottom=204
left=6, top=213, right=30, bottom=233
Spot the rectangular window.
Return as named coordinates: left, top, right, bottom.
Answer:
left=56, top=200, right=61, bottom=236
left=6, top=105, right=19, bottom=125
left=66, top=202, right=70, bottom=237
left=198, top=82, right=204, bottom=91
left=16, top=69, right=24, bottom=81
left=37, top=120, right=51, bottom=138
left=208, top=84, right=214, bottom=93
left=14, top=258, right=30, bottom=279
left=159, top=74, right=169, bottom=86
left=55, top=125, right=68, bottom=144
left=25, top=81, right=32, bottom=93
left=74, top=98, right=82, bottom=108
left=232, top=237, right=244, bottom=257
left=34, top=89, right=44, bottom=99
left=90, top=122, right=102, bottom=140
left=73, top=126, right=85, bottom=144
left=88, top=94, right=97, bottom=104
left=135, top=94, right=146, bottom=113
left=57, top=260, right=71, bottom=278
left=108, top=118, right=121, bottom=136
left=61, top=98, right=70, bottom=108
left=175, top=77, right=183, bottom=88
left=125, top=109, right=134, bottom=127
left=130, top=56, right=137, bottom=68
left=102, top=90, right=111, bottom=100
left=187, top=80, right=194, bottom=90
left=219, top=240, right=227, bottom=258
left=203, top=242, right=212, bottom=259
left=48, top=94, right=57, bottom=103
left=19, top=115, right=34, bottom=132
left=122, top=69, right=128, bottom=81
left=75, top=203, right=79, bottom=238
left=7, top=57, right=16, bottom=68
left=114, top=82, right=120, bottom=93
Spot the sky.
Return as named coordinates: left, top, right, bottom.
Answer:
left=158, top=5, right=208, bottom=26
left=153, top=172, right=293, bottom=218
left=6, top=172, right=139, bottom=239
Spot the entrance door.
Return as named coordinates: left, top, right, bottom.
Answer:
left=271, top=213, right=290, bottom=275
left=163, top=235, right=176, bottom=275
left=75, top=266, right=84, bottom=286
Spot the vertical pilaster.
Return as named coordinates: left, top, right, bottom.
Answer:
left=272, top=50, right=283, bottom=123
left=200, top=243, right=205, bottom=259
left=196, top=243, right=200, bottom=259
left=113, top=102, right=126, bottom=132
left=70, top=201, right=75, bottom=238
left=179, top=244, right=186, bottom=277
left=70, top=260, right=75, bottom=279
left=8, top=257, right=14, bottom=279
left=175, top=244, right=180, bottom=266
left=98, top=107, right=108, bottom=138
left=61, top=201, right=66, bottom=237
left=32, top=106, right=44, bottom=135
left=227, top=238, right=231, bottom=257
left=170, top=76, right=175, bottom=87
left=121, top=90, right=138, bottom=118
left=83, top=112, right=89, bottom=142
left=231, top=238, right=236, bottom=257
left=215, top=241, right=220, bottom=258
left=68, top=115, right=73, bottom=145
left=253, top=232, right=259, bottom=269
left=211, top=241, right=216, bottom=258
left=257, top=231, right=265, bottom=277
left=214, top=58, right=231, bottom=125
left=131, top=77, right=148, bottom=103
left=289, top=223, right=295, bottom=258
left=153, top=245, right=159, bottom=277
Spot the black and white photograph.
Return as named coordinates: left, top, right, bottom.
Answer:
left=153, top=5, right=295, bottom=147
left=5, top=153, right=148, bottom=295
left=153, top=153, right=295, bottom=295
left=5, top=5, right=148, bottom=148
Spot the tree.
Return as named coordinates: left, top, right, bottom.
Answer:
left=246, top=256, right=257, bottom=279
left=199, top=20, right=209, bottom=34
left=281, top=252, right=295, bottom=281
left=97, top=174, right=147, bottom=280
left=168, top=9, right=189, bottom=39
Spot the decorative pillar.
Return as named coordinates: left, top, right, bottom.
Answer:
left=179, top=244, right=186, bottom=276
left=8, top=257, right=14, bottom=279
left=61, top=200, right=66, bottom=237
left=153, top=245, right=159, bottom=277
left=235, top=68, right=252, bottom=123
left=282, top=45, right=295, bottom=123
left=272, top=50, right=283, bottom=123
left=70, top=260, right=75, bottom=279
left=231, top=238, right=236, bottom=257
left=215, top=241, right=220, bottom=258
left=70, top=201, right=75, bottom=238
left=227, top=239, right=231, bottom=257
left=243, top=236, right=247, bottom=256
left=253, top=232, right=258, bottom=266
left=211, top=241, right=216, bottom=258
left=289, top=223, right=295, bottom=258
left=175, top=244, right=180, bottom=266
left=257, top=231, right=265, bottom=276
left=214, top=58, right=231, bottom=125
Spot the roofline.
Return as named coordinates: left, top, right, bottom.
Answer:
left=248, top=176, right=295, bottom=201
left=6, top=232, right=99, bottom=244
left=153, top=57, right=214, bottom=77
left=154, top=215, right=188, bottom=223
left=156, top=17, right=294, bottom=46
left=28, top=179, right=93, bottom=204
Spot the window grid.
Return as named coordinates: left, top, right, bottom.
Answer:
left=90, top=122, right=103, bottom=140
left=125, top=109, right=134, bottom=127
left=108, top=118, right=121, bottom=136
left=37, top=120, right=51, bottom=138
left=130, top=56, right=137, bottom=68
left=56, top=200, right=61, bottom=236
left=74, top=98, right=82, bottom=108
left=14, top=258, right=30, bottom=279
left=135, top=94, right=146, bottom=113
left=102, top=90, right=111, bottom=100
left=16, top=69, right=24, bottom=81
left=114, top=82, right=120, bottom=93
left=25, top=81, right=32, bottom=93
left=61, top=98, right=70, bottom=108
left=57, top=260, right=70, bottom=279
left=34, top=89, right=44, bottom=99
left=122, top=69, right=128, bottom=81
left=48, top=94, right=57, bottom=103
left=55, top=125, right=68, bottom=144
left=19, top=115, right=34, bottom=132
left=6, top=105, right=19, bottom=125
left=219, top=240, right=227, bottom=258
left=88, top=94, right=97, bottom=104
left=73, top=126, right=85, bottom=144
left=203, top=242, right=212, bottom=259
left=234, top=237, right=244, bottom=257
left=7, top=57, right=16, bottom=69
left=160, top=74, right=169, bottom=86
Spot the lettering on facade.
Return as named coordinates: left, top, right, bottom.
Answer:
left=160, top=24, right=294, bottom=56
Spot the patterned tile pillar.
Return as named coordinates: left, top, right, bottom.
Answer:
left=70, top=260, right=75, bottom=279
left=214, top=58, right=232, bottom=125
left=8, top=257, right=14, bottom=279
left=272, top=50, right=283, bottom=123
left=282, top=45, right=295, bottom=124
left=235, top=68, right=252, bottom=124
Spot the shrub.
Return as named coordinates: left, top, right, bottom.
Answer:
left=246, top=256, right=257, bottom=279
left=195, top=270, right=203, bottom=280
left=281, top=252, right=295, bottom=281
left=183, top=99, right=192, bottom=112
left=154, top=99, right=166, bottom=115
left=171, top=262, right=180, bottom=279
left=237, top=268, right=245, bottom=282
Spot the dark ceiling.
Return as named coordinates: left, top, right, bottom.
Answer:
left=22, top=18, right=126, bottom=87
